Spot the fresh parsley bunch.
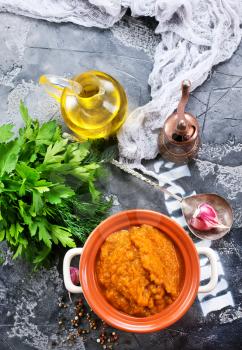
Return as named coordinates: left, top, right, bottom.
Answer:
left=0, top=102, right=111, bottom=266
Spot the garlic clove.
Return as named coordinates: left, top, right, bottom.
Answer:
left=190, top=203, right=229, bottom=232
left=70, top=267, right=80, bottom=285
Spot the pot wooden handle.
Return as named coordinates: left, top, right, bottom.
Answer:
left=63, top=248, right=83, bottom=294
left=197, top=247, right=218, bottom=293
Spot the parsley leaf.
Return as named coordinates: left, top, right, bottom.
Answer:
left=31, top=190, right=44, bottom=215
left=0, top=138, right=22, bottom=176
left=20, top=100, right=31, bottom=126
left=45, top=184, right=75, bottom=204
left=0, top=124, right=14, bottom=143
left=51, top=225, right=76, bottom=247
left=36, top=120, right=57, bottom=144
left=33, top=246, right=51, bottom=265
left=44, top=139, right=68, bottom=164
left=16, top=162, right=40, bottom=182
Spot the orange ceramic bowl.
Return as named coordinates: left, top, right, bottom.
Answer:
left=78, top=209, right=201, bottom=333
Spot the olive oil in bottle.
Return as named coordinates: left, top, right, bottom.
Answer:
left=40, top=70, right=128, bottom=140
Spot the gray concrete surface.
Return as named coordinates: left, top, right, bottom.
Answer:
left=0, top=12, right=241, bottom=350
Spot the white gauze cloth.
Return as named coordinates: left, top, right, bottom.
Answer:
left=0, top=0, right=241, bottom=164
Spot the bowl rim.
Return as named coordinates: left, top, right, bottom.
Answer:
left=79, top=209, right=200, bottom=333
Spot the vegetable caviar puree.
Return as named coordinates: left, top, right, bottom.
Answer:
left=96, top=225, right=183, bottom=317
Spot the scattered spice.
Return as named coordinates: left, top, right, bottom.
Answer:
left=56, top=296, right=119, bottom=348
left=190, top=203, right=229, bottom=231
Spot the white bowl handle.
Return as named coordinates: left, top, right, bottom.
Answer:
left=63, top=248, right=83, bottom=294
left=196, top=247, right=218, bottom=293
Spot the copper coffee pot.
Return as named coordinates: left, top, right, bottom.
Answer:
left=159, top=80, right=200, bottom=163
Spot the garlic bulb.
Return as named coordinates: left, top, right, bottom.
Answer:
left=190, top=203, right=228, bottom=231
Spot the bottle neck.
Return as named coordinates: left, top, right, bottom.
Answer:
left=77, top=84, right=105, bottom=110
left=75, top=75, right=105, bottom=109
